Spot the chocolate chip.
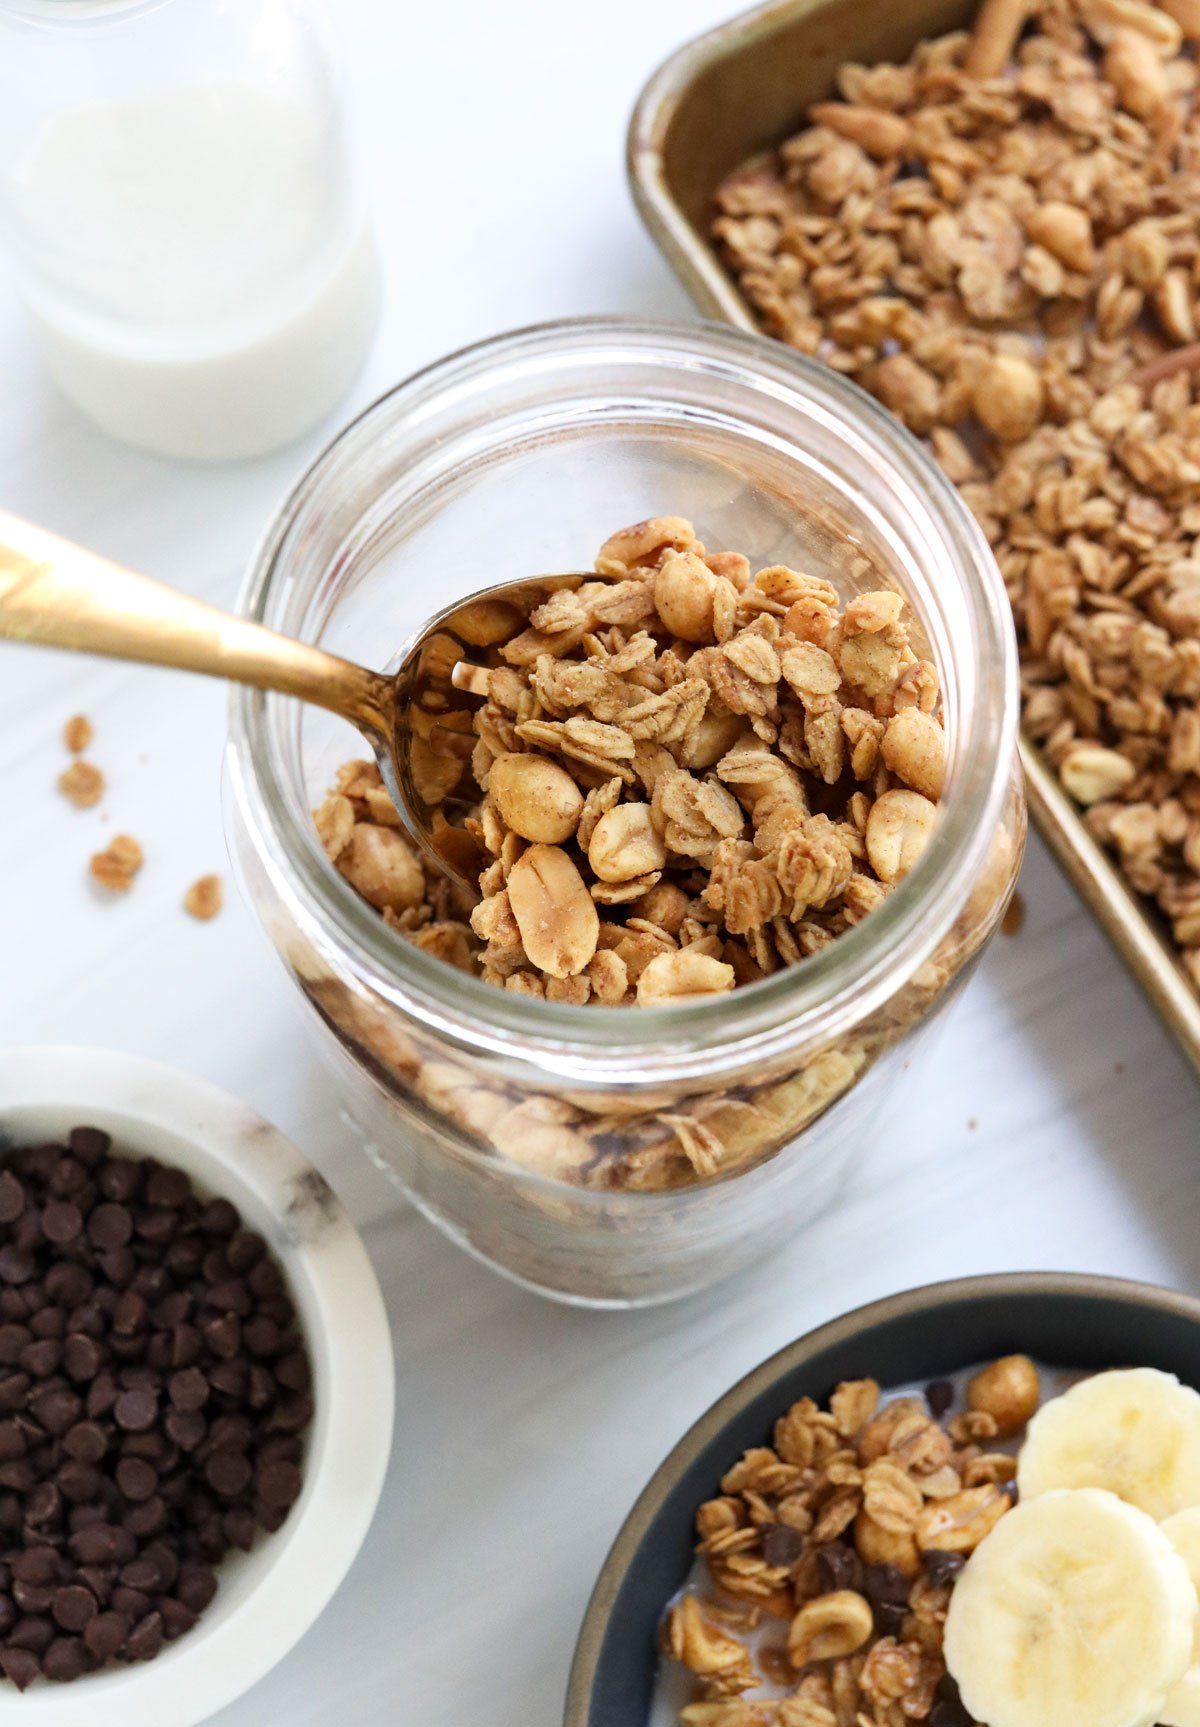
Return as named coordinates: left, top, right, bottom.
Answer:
left=145, top=1167, right=190, bottom=1209
left=12, top=1577, right=53, bottom=1614
left=87, top=1204, right=132, bottom=1251
left=113, top=1389, right=156, bottom=1433
left=931, top=1694, right=974, bottom=1727
left=168, top=1367, right=208, bottom=1413
left=12, top=1548, right=59, bottom=1587
left=31, top=1388, right=80, bottom=1436
left=119, top=1558, right=161, bottom=1594
left=759, top=1521, right=804, bottom=1568
left=275, top=1350, right=311, bottom=1394
left=124, top=1498, right=167, bottom=1540
left=21, top=1338, right=61, bottom=1378
left=97, top=1160, right=142, bottom=1205
left=115, top=1457, right=158, bottom=1503
left=67, top=1128, right=110, bottom=1165
left=58, top=1462, right=103, bottom=1505
left=159, top=1597, right=197, bottom=1640
left=205, top=1452, right=251, bottom=1498
left=0, top=1645, right=39, bottom=1689
left=84, top=1610, right=129, bottom=1661
left=863, top=1562, right=910, bottom=1606
left=52, top=1585, right=96, bottom=1632
left=0, top=1250, right=34, bottom=1287
left=176, top=1563, right=217, bottom=1612
left=0, top=1174, right=24, bottom=1227
left=922, top=1548, right=967, bottom=1587
left=41, top=1202, right=82, bottom=1246
left=62, top=1421, right=107, bottom=1466
left=0, top=1326, right=30, bottom=1367
left=113, top=1292, right=147, bottom=1336
left=69, top=1524, right=119, bottom=1565
left=925, top=1379, right=956, bottom=1419
left=125, top=1610, right=162, bottom=1661
left=43, top=1634, right=86, bottom=1680
left=873, top=1599, right=907, bottom=1635
left=164, top=1409, right=205, bottom=1451
left=9, top=1613, right=54, bottom=1654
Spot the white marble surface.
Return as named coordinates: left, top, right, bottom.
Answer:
left=0, top=2, right=1198, bottom=1722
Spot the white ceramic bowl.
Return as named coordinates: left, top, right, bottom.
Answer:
left=0, top=1047, right=394, bottom=1727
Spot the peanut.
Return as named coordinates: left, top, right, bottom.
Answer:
left=506, top=844, right=599, bottom=978
left=336, top=824, right=424, bottom=913
left=865, top=789, right=938, bottom=883
left=487, top=752, right=584, bottom=843
left=881, top=709, right=946, bottom=800
left=973, top=354, right=1044, bottom=442
left=967, top=1354, right=1040, bottom=1437
left=587, top=802, right=667, bottom=883
left=1104, top=27, right=1169, bottom=116
left=636, top=949, right=736, bottom=1005
left=655, top=549, right=718, bottom=642
left=1059, top=743, right=1136, bottom=805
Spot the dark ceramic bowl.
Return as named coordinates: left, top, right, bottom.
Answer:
left=565, top=1272, right=1200, bottom=1727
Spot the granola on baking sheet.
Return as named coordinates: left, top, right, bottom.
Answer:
left=314, top=517, right=946, bottom=1007
left=712, top=0, right=1200, bottom=991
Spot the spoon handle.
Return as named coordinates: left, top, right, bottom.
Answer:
left=0, top=510, right=390, bottom=734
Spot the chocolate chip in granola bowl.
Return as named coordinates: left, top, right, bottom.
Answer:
left=0, top=1126, right=313, bottom=1689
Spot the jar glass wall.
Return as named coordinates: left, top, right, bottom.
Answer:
left=226, top=318, right=1024, bottom=1306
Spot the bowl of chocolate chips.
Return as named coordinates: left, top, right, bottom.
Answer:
left=0, top=1047, right=393, bottom=1725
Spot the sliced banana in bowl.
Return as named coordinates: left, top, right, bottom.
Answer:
left=1162, top=1508, right=1200, bottom=1727
left=1017, top=1366, right=1200, bottom=1518
left=944, top=1487, right=1196, bottom=1727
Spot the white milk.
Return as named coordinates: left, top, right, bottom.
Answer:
left=15, top=81, right=379, bottom=461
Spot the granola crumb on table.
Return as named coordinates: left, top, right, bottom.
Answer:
left=89, top=833, right=143, bottom=893
left=661, top=1364, right=1038, bottom=1725
left=712, top=0, right=1200, bottom=993
left=315, top=516, right=945, bottom=1006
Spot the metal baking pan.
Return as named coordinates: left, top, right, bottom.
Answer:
left=627, top=0, right=1200, bottom=1080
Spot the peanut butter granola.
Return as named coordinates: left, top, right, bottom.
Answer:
left=315, top=517, right=945, bottom=1006
left=661, top=1360, right=1042, bottom=1727
left=712, top=0, right=1200, bottom=991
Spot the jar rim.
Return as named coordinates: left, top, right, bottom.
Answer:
left=227, top=315, right=1019, bottom=1084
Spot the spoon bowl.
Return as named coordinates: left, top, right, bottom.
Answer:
left=0, top=507, right=587, bottom=890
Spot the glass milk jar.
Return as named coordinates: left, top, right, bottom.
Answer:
left=226, top=320, right=1025, bottom=1308
left=0, top=0, right=379, bottom=461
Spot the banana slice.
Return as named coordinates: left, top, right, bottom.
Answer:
left=944, top=1487, right=1196, bottom=1727
left=1161, top=1508, right=1200, bottom=1727
left=1017, top=1367, right=1200, bottom=1519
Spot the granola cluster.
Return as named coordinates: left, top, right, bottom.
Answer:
left=662, top=1358, right=1042, bottom=1726
left=315, top=516, right=945, bottom=1005
left=713, top=0, right=1200, bottom=989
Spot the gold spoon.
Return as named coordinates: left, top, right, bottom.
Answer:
left=0, top=509, right=585, bottom=886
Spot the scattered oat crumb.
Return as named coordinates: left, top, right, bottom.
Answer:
left=57, top=761, right=105, bottom=810
left=968, top=1117, right=978, bottom=1131
left=90, top=834, right=143, bottom=894
left=184, top=875, right=222, bottom=921
left=1114, top=1060, right=1126, bottom=1075
left=63, top=715, right=93, bottom=755
left=1001, top=892, right=1025, bottom=938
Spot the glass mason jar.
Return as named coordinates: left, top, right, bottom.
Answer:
left=0, top=0, right=378, bottom=461
left=226, top=318, right=1024, bottom=1307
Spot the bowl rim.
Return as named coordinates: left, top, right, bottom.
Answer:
left=0, top=1046, right=394, bottom=1726
left=563, top=1269, right=1200, bottom=1726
